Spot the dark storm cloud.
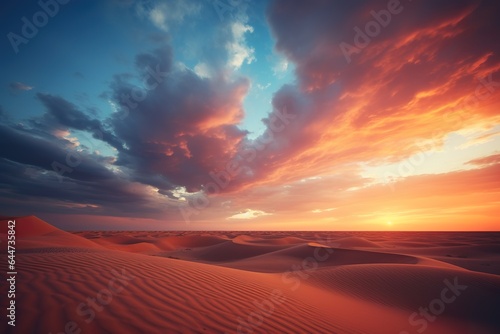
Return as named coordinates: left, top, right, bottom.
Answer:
left=0, top=123, right=114, bottom=182
left=109, top=46, right=250, bottom=193
left=0, top=157, right=163, bottom=217
left=0, top=122, right=171, bottom=218
left=36, top=93, right=124, bottom=150
left=0, top=44, right=250, bottom=217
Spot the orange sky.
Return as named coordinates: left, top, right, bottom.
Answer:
left=1, top=0, right=499, bottom=231
left=176, top=2, right=500, bottom=231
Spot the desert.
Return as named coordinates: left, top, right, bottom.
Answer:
left=1, top=216, right=499, bottom=334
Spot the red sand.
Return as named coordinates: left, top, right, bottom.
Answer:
left=1, top=216, right=499, bottom=333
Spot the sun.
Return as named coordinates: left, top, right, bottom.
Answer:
left=386, top=221, right=393, bottom=226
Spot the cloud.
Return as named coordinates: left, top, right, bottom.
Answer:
left=256, top=83, right=271, bottom=90
left=459, top=130, right=500, bottom=149
left=0, top=123, right=114, bottom=182
left=466, top=153, right=500, bottom=167
left=193, top=62, right=211, bottom=78
left=241, top=0, right=500, bottom=188
left=109, top=46, right=250, bottom=193
left=227, top=209, right=272, bottom=220
left=1, top=1, right=499, bottom=228
left=225, top=161, right=500, bottom=229
left=0, top=120, right=185, bottom=220
left=9, top=81, right=33, bottom=91
left=137, top=0, right=201, bottom=32
left=176, top=0, right=500, bottom=224
left=312, top=208, right=336, bottom=214
left=273, top=58, right=288, bottom=75
left=0, top=42, right=252, bottom=220
left=226, top=21, right=255, bottom=69
left=35, top=93, right=123, bottom=151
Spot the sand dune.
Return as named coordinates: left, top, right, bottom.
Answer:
left=1, top=216, right=102, bottom=250
left=219, top=244, right=423, bottom=273
left=1, top=215, right=59, bottom=237
left=158, top=234, right=230, bottom=249
left=330, top=236, right=383, bottom=248
left=232, top=235, right=307, bottom=245
left=1, top=217, right=500, bottom=334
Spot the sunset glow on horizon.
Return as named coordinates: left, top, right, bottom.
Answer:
left=1, top=0, right=499, bottom=231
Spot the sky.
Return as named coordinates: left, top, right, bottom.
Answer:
left=0, top=0, right=499, bottom=231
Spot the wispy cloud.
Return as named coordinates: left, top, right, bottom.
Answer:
left=228, top=209, right=272, bottom=220
left=9, top=81, right=33, bottom=91
left=256, top=83, right=271, bottom=90
left=311, top=208, right=336, bottom=214
left=466, top=153, right=500, bottom=167
left=273, top=58, right=288, bottom=75
left=226, top=21, right=255, bottom=69
left=136, top=0, right=201, bottom=32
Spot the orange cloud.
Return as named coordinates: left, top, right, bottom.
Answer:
left=232, top=0, right=500, bottom=194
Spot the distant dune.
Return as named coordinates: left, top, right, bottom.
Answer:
left=1, top=217, right=500, bottom=334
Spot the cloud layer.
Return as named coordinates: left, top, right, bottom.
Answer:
left=1, top=0, right=499, bottom=229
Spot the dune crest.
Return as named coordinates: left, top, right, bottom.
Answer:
left=0, top=215, right=58, bottom=237
left=1, top=216, right=102, bottom=250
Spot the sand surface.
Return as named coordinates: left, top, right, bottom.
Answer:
left=1, top=216, right=500, bottom=333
